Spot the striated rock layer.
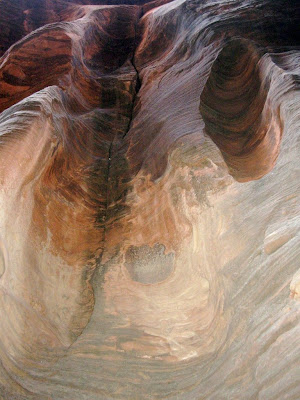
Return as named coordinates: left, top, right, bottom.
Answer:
left=0, top=0, right=299, bottom=399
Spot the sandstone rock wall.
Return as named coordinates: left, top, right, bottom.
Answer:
left=0, top=0, right=299, bottom=399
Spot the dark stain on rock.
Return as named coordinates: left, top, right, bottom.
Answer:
left=125, top=243, right=174, bottom=284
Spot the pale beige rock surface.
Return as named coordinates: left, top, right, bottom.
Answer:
left=0, top=0, right=299, bottom=399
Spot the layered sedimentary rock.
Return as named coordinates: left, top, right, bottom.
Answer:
left=0, top=0, right=299, bottom=399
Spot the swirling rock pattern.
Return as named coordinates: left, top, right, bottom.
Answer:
left=0, top=0, right=299, bottom=399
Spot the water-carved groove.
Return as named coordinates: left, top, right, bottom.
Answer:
left=200, top=38, right=283, bottom=182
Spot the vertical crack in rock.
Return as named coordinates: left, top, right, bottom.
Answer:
left=97, top=141, right=114, bottom=268
left=122, top=8, right=143, bottom=139
left=81, top=6, right=144, bottom=334
left=0, top=1, right=299, bottom=399
left=97, top=7, right=143, bottom=259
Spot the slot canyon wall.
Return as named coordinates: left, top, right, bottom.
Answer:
left=0, top=0, right=299, bottom=399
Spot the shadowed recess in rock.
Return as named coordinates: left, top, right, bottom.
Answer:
left=0, top=0, right=299, bottom=399
left=200, top=38, right=293, bottom=181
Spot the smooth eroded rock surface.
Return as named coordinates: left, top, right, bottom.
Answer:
left=0, top=0, right=299, bottom=399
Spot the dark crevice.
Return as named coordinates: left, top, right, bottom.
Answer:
left=102, top=139, right=114, bottom=248
left=94, top=8, right=143, bottom=267
left=71, top=7, right=143, bottom=348
left=93, top=139, right=114, bottom=271
left=81, top=139, right=114, bottom=348
left=122, top=7, right=143, bottom=138
left=121, top=60, right=141, bottom=139
left=98, top=7, right=143, bottom=257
